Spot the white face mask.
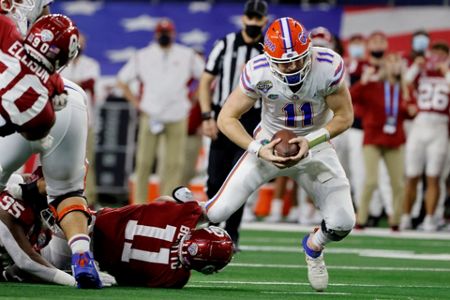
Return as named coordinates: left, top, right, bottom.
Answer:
left=412, top=35, right=429, bottom=52
left=348, top=44, right=365, bottom=59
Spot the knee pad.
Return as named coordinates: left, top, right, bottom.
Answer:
left=321, top=220, right=352, bottom=242
left=49, top=190, right=92, bottom=224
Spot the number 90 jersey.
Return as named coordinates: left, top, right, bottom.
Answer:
left=93, top=201, right=203, bottom=288
left=0, top=15, right=64, bottom=137
left=239, top=47, right=345, bottom=139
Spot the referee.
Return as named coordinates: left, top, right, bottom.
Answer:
left=199, top=0, right=268, bottom=249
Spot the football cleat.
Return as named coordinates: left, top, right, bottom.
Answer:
left=71, top=251, right=102, bottom=289
left=172, top=186, right=195, bottom=203
left=302, top=235, right=328, bottom=292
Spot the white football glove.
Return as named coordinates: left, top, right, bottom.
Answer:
left=98, top=271, right=117, bottom=287
left=52, top=91, right=68, bottom=111
left=5, top=174, right=25, bottom=200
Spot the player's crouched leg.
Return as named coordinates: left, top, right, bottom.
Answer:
left=53, top=194, right=102, bottom=289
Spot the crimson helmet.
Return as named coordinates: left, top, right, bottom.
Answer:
left=263, top=17, right=312, bottom=86
left=24, top=14, right=79, bottom=73
left=0, top=0, right=34, bottom=20
left=179, top=226, right=234, bottom=274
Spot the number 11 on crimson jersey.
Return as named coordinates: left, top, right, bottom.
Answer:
left=121, top=220, right=179, bottom=264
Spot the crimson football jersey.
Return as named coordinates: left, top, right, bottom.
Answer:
left=0, top=190, right=50, bottom=250
left=0, top=15, right=64, bottom=137
left=93, top=201, right=203, bottom=288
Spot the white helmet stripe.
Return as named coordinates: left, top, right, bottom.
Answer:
left=280, top=17, right=292, bottom=53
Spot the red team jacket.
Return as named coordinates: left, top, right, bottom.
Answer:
left=351, top=81, right=410, bottom=148
left=93, top=201, right=203, bottom=288
left=0, top=15, right=64, bottom=137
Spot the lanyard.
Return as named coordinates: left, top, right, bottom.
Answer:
left=384, top=81, right=399, bottom=119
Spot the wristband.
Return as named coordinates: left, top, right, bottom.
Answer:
left=247, top=140, right=262, bottom=156
left=201, top=111, right=214, bottom=121
left=305, top=128, right=330, bottom=148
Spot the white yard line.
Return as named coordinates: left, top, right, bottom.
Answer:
left=229, top=263, right=450, bottom=272
left=261, top=291, right=351, bottom=296
left=241, top=222, right=450, bottom=240
left=239, top=245, right=450, bottom=261
left=189, top=280, right=450, bottom=289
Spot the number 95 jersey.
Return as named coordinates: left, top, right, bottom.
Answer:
left=93, top=201, right=203, bottom=288
left=240, top=47, right=345, bottom=139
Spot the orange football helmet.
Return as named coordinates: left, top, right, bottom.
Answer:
left=263, top=17, right=312, bottom=86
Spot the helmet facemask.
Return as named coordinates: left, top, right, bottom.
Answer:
left=178, top=226, right=234, bottom=275
left=1, top=0, right=35, bottom=22
left=266, top=46, right=312, bottom=86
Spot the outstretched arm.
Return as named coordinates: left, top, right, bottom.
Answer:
left=0, top=209, right=75, bottom=286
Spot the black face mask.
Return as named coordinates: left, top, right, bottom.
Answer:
left=370, top=50, right=385, bottom=59
left=158, top=34, right=172, bottom=47
left=245, top=25, right=263, bottom=39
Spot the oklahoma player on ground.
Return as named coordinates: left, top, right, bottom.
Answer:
left=0, top=168, right=76, bottom=286
left=40, top=191, right=234, bottom=288
left=206, top=17, right=355, bottom=292
left=0, top=8, right=102, bottom=288
left=1, top=170, right=234, bottom=288
left=401, top=42, right=450, bottom=231
left=0, top=13, right=69, bottom=140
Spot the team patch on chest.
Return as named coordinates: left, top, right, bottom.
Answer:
left=256, top=80, right=273, bottom=93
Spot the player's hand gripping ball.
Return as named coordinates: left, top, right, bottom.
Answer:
left=271, top=129, right=300, bottom=157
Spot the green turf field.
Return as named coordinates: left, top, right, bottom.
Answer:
left=1, top=228, right=449, bottom=300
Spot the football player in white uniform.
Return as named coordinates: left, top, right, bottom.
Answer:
left=0, top=1, right=102, bottom=288
left=401, top=42, right=450, bottom=231
left=206, top=17, right=355, bottom=292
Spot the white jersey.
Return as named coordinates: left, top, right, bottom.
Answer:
left=239, top=47, right=345, bottom=139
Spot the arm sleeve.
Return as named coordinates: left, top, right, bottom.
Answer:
left=0, top=220, right=75, bottom=286
left=238, top=61, right=260, bottom=99
left=325, top=54, right=346, bottom=95
left=205, top=39, right=225, bottom=75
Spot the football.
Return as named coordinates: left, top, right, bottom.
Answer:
left=271, top=129, right=300, bottom=157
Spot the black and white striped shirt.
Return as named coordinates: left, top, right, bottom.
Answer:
left=205, top=31, right=263, bottom=112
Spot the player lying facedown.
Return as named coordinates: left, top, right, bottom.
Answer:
left=0, top=171, right=234, bottom=288
left=0, top=5, right=78, bottom=141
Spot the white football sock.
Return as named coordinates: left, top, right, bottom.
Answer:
left=68, top=234, right=90, bottom=254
